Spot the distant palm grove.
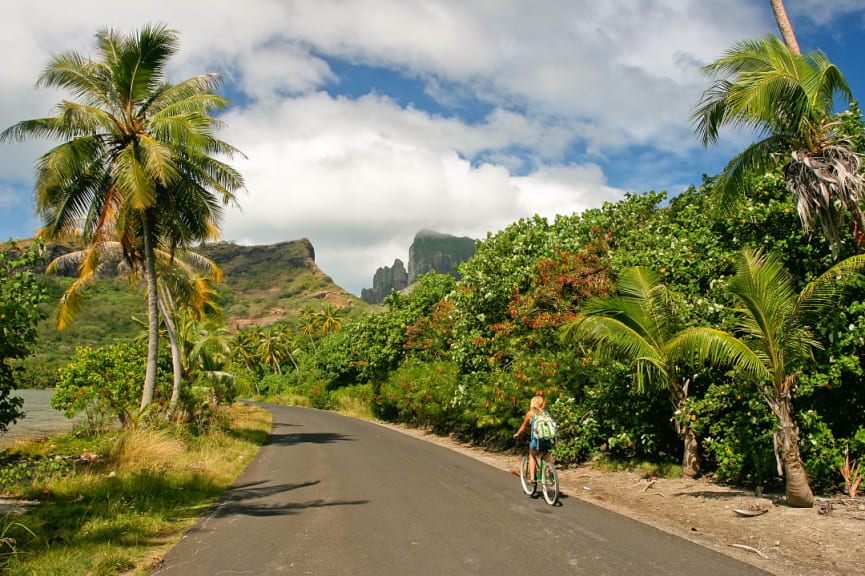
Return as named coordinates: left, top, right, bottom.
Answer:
left=3, top=10, right=865, bottom=512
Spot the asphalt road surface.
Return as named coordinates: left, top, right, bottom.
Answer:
left=151, top=404, right=771, bottom=575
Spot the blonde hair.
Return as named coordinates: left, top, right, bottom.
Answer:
left=530, top=395, right=545, bottom=411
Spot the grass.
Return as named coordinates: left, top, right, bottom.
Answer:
left=589, top=454, right=683, bottom=479
left=0, top=403, right=271, bottom=575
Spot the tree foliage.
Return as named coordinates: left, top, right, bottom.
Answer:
left=0, top=240, right=49, bottom=431
left=1, top=24, right=245, bottom=411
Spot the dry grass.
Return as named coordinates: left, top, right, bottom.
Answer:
left=108, top=428, right=185, bottom=472
left=334, top=395, right=373, bottom=420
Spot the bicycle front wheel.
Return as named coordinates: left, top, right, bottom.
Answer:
left=519, top=455, right=535, bottom=496
left=540, top=460, right=559, bottom=505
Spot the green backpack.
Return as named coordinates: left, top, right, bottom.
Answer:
left=532, top=410, right=557, bottom=442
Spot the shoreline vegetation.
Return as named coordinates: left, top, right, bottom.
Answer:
left=0, top=403, right=271, bottom=575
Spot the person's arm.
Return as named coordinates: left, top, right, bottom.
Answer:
left=514, top=411, right=532, bottom=438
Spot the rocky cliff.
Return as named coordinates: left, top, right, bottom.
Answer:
left=407, top=229, right=475, bottom=284
left=360, top=259, right=409, bottom=304
left=361, top=230, right=476, bottom=304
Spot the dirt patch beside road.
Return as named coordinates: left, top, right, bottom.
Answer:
left=382, top=422, right=865, bottom=576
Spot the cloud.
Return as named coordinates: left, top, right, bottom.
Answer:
left=1, top=0, right=862, bottom=295
left=791, top=0, right=865, bottom=26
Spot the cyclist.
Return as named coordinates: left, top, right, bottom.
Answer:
left=513, top=394, right=554, bottom=486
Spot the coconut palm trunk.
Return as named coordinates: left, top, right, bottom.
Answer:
left=770, top=0, right=800, bottom=54
left=770, top=395, right=814, bottom=507
left=141, top=214, right=161, bottom=410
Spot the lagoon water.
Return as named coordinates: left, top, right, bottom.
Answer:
left=0, top=389, right=77, bottom=447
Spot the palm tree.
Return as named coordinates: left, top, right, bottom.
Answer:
left=317, top=303, right=344, bottom=336
left=561, top=267, right=701, bottom=477
left=671, top=249, right=865, bottom=507
left=1, top=25, right=245, bottom=410
left=233, top=327, right=265, bottom=377
left=299, top=305, right=322, bottom=354
left=691, top=35, right=863, bottom=256
left=156, top=253, right=223, bottom=413
left=257, top=325, right=297, bottom=375
left=48, top=236, right=224, bottom=414
left=174, top=311, right=234, bottom=407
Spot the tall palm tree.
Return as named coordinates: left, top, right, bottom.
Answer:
left=317, top=303, right=344, bottom=336
left=299, top=305, right=322, bottom=354
left=671, top=249, right=865, bottom=507
left=256, top=325, right=298, bottom=374
left=561, top=267, right=701, bottom=477
left=1, top=25, right=245, bottom=410
left=47, top=236, right=224, bottom=414
left=691, top=35, right=862, bottom=256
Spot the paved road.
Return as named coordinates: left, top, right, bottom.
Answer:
left=151, top=404, right=771, bottom=575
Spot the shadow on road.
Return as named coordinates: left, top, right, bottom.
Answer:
left=201, top=480, right=371, bottom=518
left=266, top=431, right=355, bottom=445
left=674, top=489, right=751, bottom=499
left=228, top=479, right=321, bottom=500
left=215, top=497, right=370, bottom=517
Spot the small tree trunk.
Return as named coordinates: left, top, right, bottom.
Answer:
left=770, top=0, right=801, bottom=55
left=681, top=424, right=700, bottom=478
left=771, top=396, right=814, bottom=507
left=672, top=380, right=700, bottom=478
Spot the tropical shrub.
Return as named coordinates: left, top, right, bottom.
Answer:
left=0, top=239, right=48, bottom=431
left=689, top=382, right=777, bottom=487
left=377, top=360, right=462, bottom=432
left=797, top=409, right=844, bottom=493
left=52, top=342, right=169, bottom=430
left=548, top=396, right=601, bottom=465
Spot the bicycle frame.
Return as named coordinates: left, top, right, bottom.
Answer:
left=519, top=449, right=559, bottom=505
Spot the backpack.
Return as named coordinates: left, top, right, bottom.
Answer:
left=532, top=410, right=557, bottom=442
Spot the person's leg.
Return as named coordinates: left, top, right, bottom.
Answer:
left=528, top=448, right=538, bottom=482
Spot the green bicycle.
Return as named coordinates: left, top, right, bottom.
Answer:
left=519, top=450, right=559, bottom=505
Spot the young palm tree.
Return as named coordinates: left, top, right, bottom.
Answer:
left=691, top=35, right=862, bottom=256
left=671, top=249, right=865, bottom=507
left=173, top=311, right=234, bottom=408
left=561, top=267, right=702, bottom=477
left=1, top=25, right=245, bottom=410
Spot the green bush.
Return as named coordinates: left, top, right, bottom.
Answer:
left=690, top=382, right=777, bottom=488
left=258, top=372, right=294, bottom=397
left=378, top=360, right=462, bottom=432
left=51, top=341, right=169, bottom=430
left=797, top=409, right=844, bottom=493
left=549, top=396, right=600, bottom=465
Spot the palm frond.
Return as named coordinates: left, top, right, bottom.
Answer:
left=667, top=327, right=769, bottom=384
left=799, top=253, right=865, bottom=312
left=113, top=145, right=156, bottom=209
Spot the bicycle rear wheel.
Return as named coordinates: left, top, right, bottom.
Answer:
left=540, top=460, right=559, bottom=505
left=519, top=455, right=536, bottom=496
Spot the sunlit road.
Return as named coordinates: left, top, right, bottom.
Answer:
left=151, top=404, right=771, bottom=575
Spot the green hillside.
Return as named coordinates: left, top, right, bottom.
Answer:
left=15, top=238, right=368, bottom=385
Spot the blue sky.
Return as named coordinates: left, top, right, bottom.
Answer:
left=1, top=1, right=864, bottom=295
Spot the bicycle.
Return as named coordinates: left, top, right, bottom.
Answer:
left=519, top=449, right=559, bottom=505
